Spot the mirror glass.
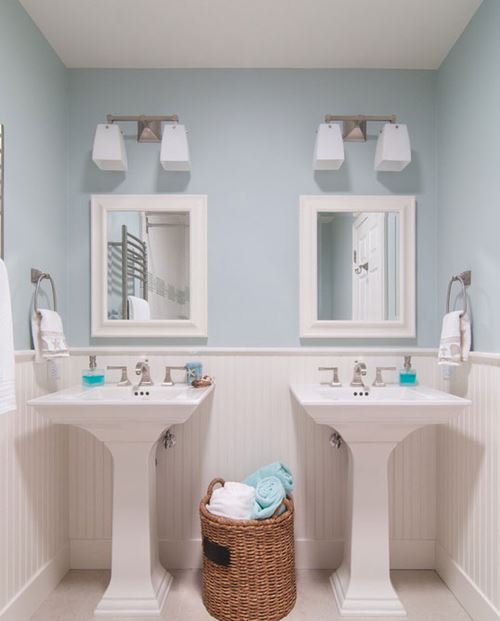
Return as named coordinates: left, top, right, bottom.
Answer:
left=300, top=195, right=415, bottom=339
left=317, top=211, right=400, bottom=321
left=0, top=125, right=3, bottom=258
left=106, top=211, right=190, bottom=321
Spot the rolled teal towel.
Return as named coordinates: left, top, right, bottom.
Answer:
left=243, top=461, right=294, bottom=493
left=251, top=476, right=286, bottom=520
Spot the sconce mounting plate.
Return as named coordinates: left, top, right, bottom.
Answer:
left=138, top=119, right=162, bottom=143
left=342, top=120, right=367, bottom=142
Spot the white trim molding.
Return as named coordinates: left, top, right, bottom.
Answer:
left=91, top=194, right=208, bottom=338
left=436, top=544, right=500, bottom=621
left=0, top=546, right=69, bottom=621
left=67, top=346, right=437, bottom=357
left=299, top=195, right=416, bottom=339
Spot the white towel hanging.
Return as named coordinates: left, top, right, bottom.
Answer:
left=0, top=259, right=16, bottom=415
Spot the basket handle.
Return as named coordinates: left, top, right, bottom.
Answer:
left=206, top=478, right=225, bottom=502
left=270, top=496, right=292, bottom=519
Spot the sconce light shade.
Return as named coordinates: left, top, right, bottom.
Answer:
left=313, top=123, right=345, bottom=171
left=92, top=124, right=128, bottom=171
left=160, top=124, right=191, bottom=171
left=374, top=123, right=411, bottom=172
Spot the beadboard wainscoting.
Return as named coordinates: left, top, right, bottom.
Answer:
left=6, top=348, right=499, bottom=621
left=0, top=354, right=70, bottom=621
left=66, top=350, right=441, bottom=572
left=436, top=354, right=500, bottom=621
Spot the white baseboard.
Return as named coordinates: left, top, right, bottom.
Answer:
left=70, top=538, right=435, bottom=571
left=436, top=544, right=500, bottom=621
left=0, top=545, right=70, bottom=621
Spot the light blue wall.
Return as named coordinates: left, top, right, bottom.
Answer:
left=67, top=69, right=437, bottom=347
left=0, top=0, right=68, bottom=349
left=437, top=0, right=498, bottom=352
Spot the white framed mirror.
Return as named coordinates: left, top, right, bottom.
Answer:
left=300, top=195, right=415, bottom=338
left=91, top=194, right=207, bottom=338
left=0, top=124, right=4, bottom=258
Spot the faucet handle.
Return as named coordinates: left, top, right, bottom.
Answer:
left=162, top=366, right=187, bottom=387
left=354, top=360, right=367, bottom=375
left=106, top=365, right=131, bottom=386
left=318, top=366, right=342, bottom=387
left=372, top=366, right=397, bottom=387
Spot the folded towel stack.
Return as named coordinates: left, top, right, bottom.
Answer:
left=0, top=259, right=16, bottom=416
left=438, top=311, right=471, bottom=366
left=32, top=309, right=69, bottom=361
left=206, top=481, right=256, bottom=521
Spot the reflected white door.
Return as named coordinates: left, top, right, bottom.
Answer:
left=353, top=213, right=386, bottom=320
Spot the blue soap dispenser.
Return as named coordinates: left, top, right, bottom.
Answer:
left=82, top=355, right=105, bottom=387
left=399, top=355, right=417, bottom=386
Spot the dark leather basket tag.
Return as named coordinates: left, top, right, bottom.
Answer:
left=203, top=537, right=230, bottom=567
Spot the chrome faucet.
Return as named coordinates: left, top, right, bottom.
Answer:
left=351, top=361, right=367, bottom=388
left=372, top=366, right=397, bottom=387
left=162, top=366, right=187, bottom=386
left=106, top=365, right=131, bottom=386
left=318, top=366, right=342, bottom=387
left=135, top=359, right=154, bottom=387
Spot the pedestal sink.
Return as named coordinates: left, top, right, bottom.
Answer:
left=29, top=383, right=214, bottom=618
left=290, top=383, right=470, bottom=617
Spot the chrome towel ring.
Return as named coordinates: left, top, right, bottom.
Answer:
left=31, top=268, right=57, bottom=313
left=446, top=270, right=471, bottom=315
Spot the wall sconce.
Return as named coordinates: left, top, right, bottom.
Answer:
left=92, top=124, right=128, bottom=171
left=313, top=123, right=345, bottom=171
left=315, top=114, right=411, bottom=173
left=374, top=123, right=411, bottom=172
left=160, top=124, right=190, bottom=171
left=92, top=114, right=191, bottom=172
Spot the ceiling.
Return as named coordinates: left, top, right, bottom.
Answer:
left=19, top=0, right=482, bottom=69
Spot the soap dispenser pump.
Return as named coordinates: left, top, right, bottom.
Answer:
left=399, top=355, right=417, bottom=386
left=82, top=355, right=105, bottom=387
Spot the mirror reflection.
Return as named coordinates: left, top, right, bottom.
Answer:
left=107, top=211, right=190, bottom=321
left=317, top=211, right=400, bottom=321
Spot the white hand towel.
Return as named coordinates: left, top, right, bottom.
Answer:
left=0, top=259, right=16, bottom=415
left=32, top=309, right=69, bottom=362
left=127, top=296, right=151, bottom=320
left=438, top=311, right=471, bottom=365
left=206, top=482, right=256, bottom=521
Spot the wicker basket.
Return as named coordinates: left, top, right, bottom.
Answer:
left=200, top=478, right=296, bottom=621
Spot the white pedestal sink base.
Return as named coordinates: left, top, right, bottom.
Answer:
left=290, top=384, right=471, bottom=619
left=28, top=384, right=215, bottom=620
left=330, top=569, right=405, bottom=618
left=94, top=569, right=173, bottom=618
left=330, top=441, right=406, bottom=618
left=94, top=440, right=172, bottom=619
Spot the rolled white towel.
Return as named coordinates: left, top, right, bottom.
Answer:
left=438, top=311, right=471, bottom=365
left=206, top=482, right=256, bottom=521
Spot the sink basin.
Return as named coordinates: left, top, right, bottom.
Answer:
left=291, top=382, right=470, bottom=617
left=30, top=384, right=212, bottom=441
left=291, top=384, right=469, bottom=432
left=29, top=382, right=214, bottom=619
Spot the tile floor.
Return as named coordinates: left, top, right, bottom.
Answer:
left=29, top=569, right=471, bottom=621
